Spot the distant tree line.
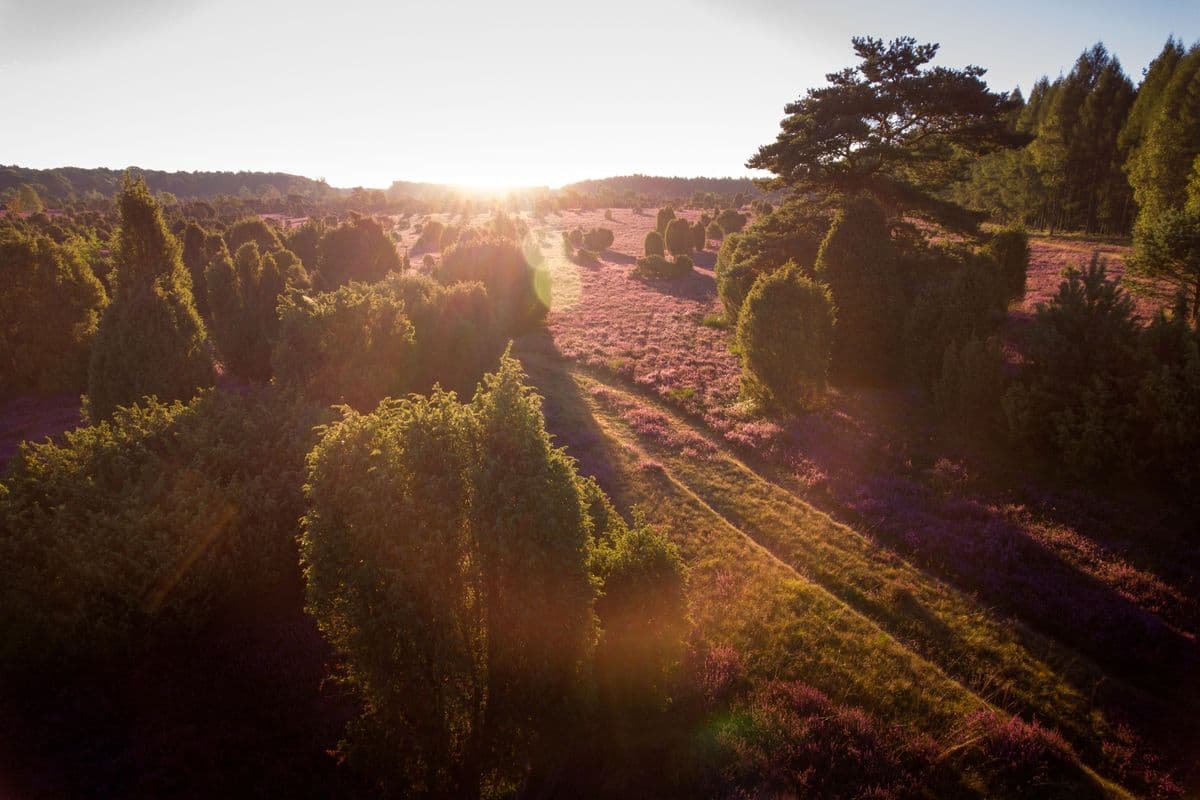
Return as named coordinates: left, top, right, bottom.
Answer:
left=954, top=38, right=1200, bottom=236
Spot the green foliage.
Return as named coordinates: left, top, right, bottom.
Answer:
left=315, top=213, right=402, bottom=290
left=568, top=227, right=585, bottom=248
left=705, top=220, right=724, bottom=241
left=749, top=36, right=1023, bottom=232
left=984, top=226, right=1030, bottom=300
left=273, top=281, right=415, bottom=409
left=205, top=241, right=285, bottom=381
left=285, top=218, right=325, bottom=268
left=435, top=237, right=550, bottom=329
left=0, top=389, right=324, bottom=664
left=814, top=197, right=905, bottom=382
left=415, top=218, right=445, bottom=249
left=582, top=227, right=615, bottom=251
left=86, top=176, right=212, bottom=421
left=301, top=354, right=596, bottom=795
left=736, top=265, right=836, bottom=412
left=178, top=221, right=212, bottom=317
left=1128, top=206, right=1200, bottom=321
left=634, top=254, right=693, bottom=279
left=933, top=336, right=1008, bottom=435
left=225, top=216, right=283, bottom=254
left=0, top=228, right=107, bottom=394
left=644, top=229, right=665, bottom=257
left=715, top=208, right=747, bottom=234
left=656, top=207, right=675, bottom=234
left=590, top=510, right=688, bottom=716
left=1135, top=300, right=1200, bottom=489
left=440, top=223, right=461, bottom=250
left=904, top=255, right=1009, bottom=391
left=7, top=183, right=44, bottom=213
left=664, top=218, right=693, bottom=256
left=692, top=220, right=707, bottom=251
left=1003, top=257, right=1143, bottom=477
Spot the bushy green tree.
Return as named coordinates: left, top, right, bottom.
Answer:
left=716, top=208, right=747, bottom=235
left=225, top=216, right=283, bottom=254
left=315, top=213, right=403, bottom=290
left=435, top=237, right=550, bottom=329
left=1127, top=44, right=1200, bottom=225
left=178, top=221, right=213, bottom=317
left=0, top=389, right=324, bottom=664
left=1128, top=207, right=1200, bottom=321
left=7, top=183, right=44, bottom=214
left=664, top=218, right=693, bottom=256
left=272, top=281, right=415, bottom=409
left=1135, top=298, right=1200, bottom=489
left=656, top=207, right=675, bottom=235
left=644, top=230, right=665, bottom=257
left=814, top=197, right=905, bottom=382
left=736, top=265, right=836, bottom=411
left=583, top=227, right=615, bottom=251
left=984, top=226, right=1031, bottom=300
left=0, top=228, right=107, bottom=394
left=1003, top=257, right=1143, bottom=477
left=86, top=176, right=213, bottom=421
left=300, top=354, right=597, bottom=796
left=205, top=241, right=285, bottom=380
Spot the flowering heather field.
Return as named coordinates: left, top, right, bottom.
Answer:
left=532, top=210, right=1199, bottom=698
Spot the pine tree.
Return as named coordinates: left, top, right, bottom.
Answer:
left=86, top=176, right=213, bottom=420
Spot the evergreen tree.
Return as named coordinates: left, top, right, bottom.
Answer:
left=1128, top=44, right=1200, bottom=224
left=86, top=176, right=213, bottom=421
left=1119, top=38, right=1186, bottom=177
left=1128, top=207, right=1200, bottom=321
left=814, top=197, right=905, bottom=382
left=205, top=241, right=284, bottom=380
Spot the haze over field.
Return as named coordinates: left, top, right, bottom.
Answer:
left=1, top=0, right=1197, bottom=187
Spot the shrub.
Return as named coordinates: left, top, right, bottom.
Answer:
left=692, top=221, right=707, bottom=251
left=86, top=177, right=213, bottom=421
left=435, top=236, right=550, bottom=329
left=285, top=218, right=325, bottom=268
left=1003, top=257, right=1144, bottom=478
left=301, top=353, right=596, bottom=796
left=439, top=223, right=461, bottom=250
left=644, top=229, right=665, bottom=257
left=0, top=228, right=106, bottom=394
left=415, top=218, right=444, bottom=249
left=178, top=221, right=212, bottom=317
left=225, top=216, right=283, bottom=254
left=904, top=255, right=1009, bottom=392
left=0, top=389, right=325, bottom=664
left=985, top=226, right=1031, bottom=300
left=635, top=254, right=693, bottom=279
left=604, top=208, right=614, bottom=221
left=716, top=208, right=748, bottom=234
left=583, top=227, right=615, bottom=251
left=590, top=510, right=688, bottom=717
left=656, top=207, right=675, bottom=234
left=1135, top=299, right=1200, bottom=490
left=706, top=220, right=724, bottom=241
left=736, top=265, right=835, bottom=412
left=568, top=227, right=585, bottom=247
left=573, top=247, right=600, bottom=265
left=314, top=213, right=402, bottom=290
left=273, top=281, right=415, bottom=409
left=422, top=253, right=436, bottom=269
left=933, top=336, right=1008, bottom=435
left=957, top=711, right=1084, bottom=800
left=814, top=197, right=905, bottom=383
left=664, top=218, right=693, bottom=256
left=205, top=241, right=285, bottom=381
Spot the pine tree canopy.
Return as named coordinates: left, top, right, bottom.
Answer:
left=747, top=36, right=1027, bottom=232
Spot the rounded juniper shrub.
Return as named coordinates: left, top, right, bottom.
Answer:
left=985, top=226, right=1031, bottom=300
left=583, top=227, right=615, bottom=251
left=273, top=281, right=416, bottom=409
left=86, top=176, right=213, bottom=421
left=0, top=227, right=107, bottom=395
left=716, top=208, right=748, bottom=234
left=644, top=229, right=665, bottom=257
left=664, top=218, right=693, bottom=256
left=692, top=220, right=707, bottom=251
left=414, top=218, right=444, bottom=250
left=635, top=254, right=693, bottom=279
left=422, top=253, right=436, bottom=270
left=225, top=216, right=283, bottom=254
left=706, top=220, right=724, bottom=241
left=656, top=207, right=676, bottom=234
left=736, top=264, right=835, bottom=412
left=568, top=227, right=585, bottom=248
left=439, top=223, right=461, bottom=250
left=205, top=241, right=286, bottom=381
left=717, top=681, right=939, bottom=800
left=314, top=213, right=402, bottom=291
left=0, top=388, right=327, bottom=665
left=435, top=236, right=550, bottom=330
left=815, top=196, right=905, bottom=383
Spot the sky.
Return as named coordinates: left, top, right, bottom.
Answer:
left=1, top=0, right=1197, bottom=189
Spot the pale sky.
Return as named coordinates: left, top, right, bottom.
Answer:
left=1, top=0, right=1197, bottom=189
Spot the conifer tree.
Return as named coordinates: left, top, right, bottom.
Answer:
left=86, top=176, right=213, bottom=420
left=1128, top=44, right=1200, bottom=225
left=814, top=197, right=904, bottom=382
